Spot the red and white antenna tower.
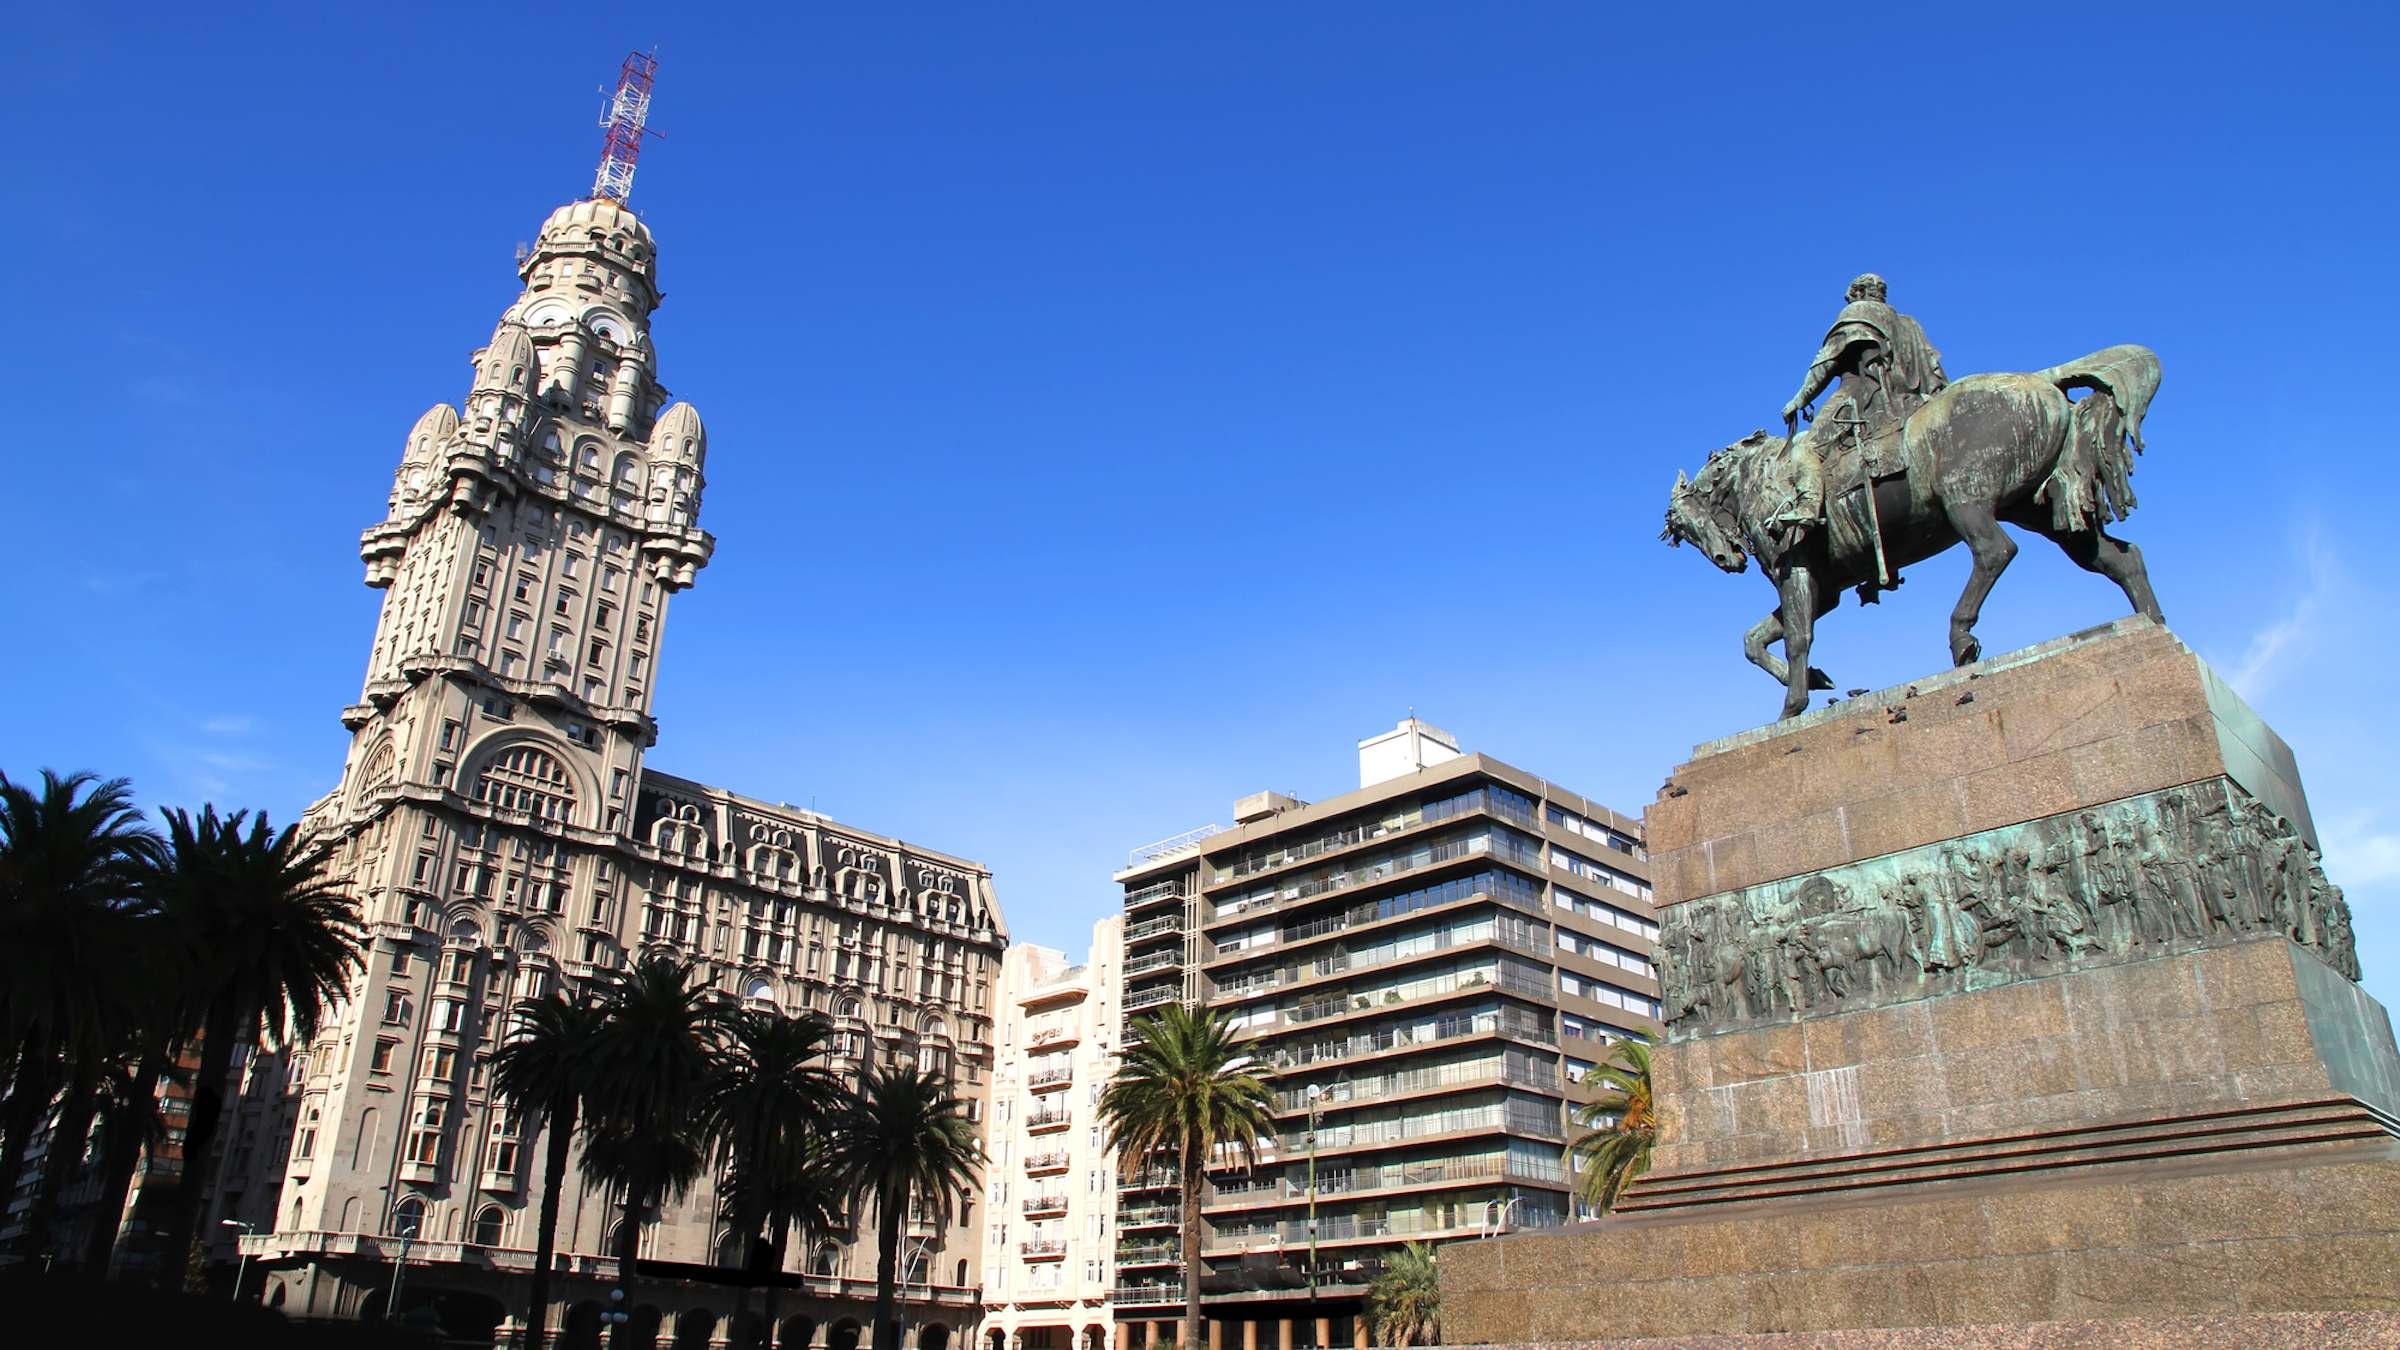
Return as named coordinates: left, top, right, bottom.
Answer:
left=592, top=51, right=660, bottom=202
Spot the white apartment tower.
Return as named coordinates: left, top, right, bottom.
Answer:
left=214, top=186, right=1009, bottom=1350
left=976, top=919, right=1126, bottom=1350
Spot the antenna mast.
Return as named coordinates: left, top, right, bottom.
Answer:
left=593, top=51, right=660, bottom=202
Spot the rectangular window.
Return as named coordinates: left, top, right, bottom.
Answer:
left=440, top=720, right=461, bottom=751
left=383, top=993, right=410, bottom=1025
left=564, top=553, right=584, bottom=578
left=587, top=638, right=608, bottom=666
left=513, top=576, right=532, bottom=603
left=389, top=949, right=411, bottom=976
left=462, top=598, right=485, bottom=627
left=595, top=602, right=614, bottom=631
left=555, top=591, right=575, bottom=618
left=371, top=1040, right=398, bottom=1073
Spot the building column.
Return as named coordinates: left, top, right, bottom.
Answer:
left=1277, top=1319, right=1294, bottom=1350
left=1115, top=1323, right=1132, bottom=1350
left=1144, top=1320, right=1159, bottom=1349
left=1208, top=1320, right=1223, bottom=1350
left=1350, top=1315, right=1368, bottom=1350
left=1241, top=1320, right=1258, bottom=1350
left=1314, top=1318, right=1330, bottom=1350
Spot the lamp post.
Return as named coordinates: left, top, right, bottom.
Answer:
left=894, top=1239, right=933, bottom=1350
left=389, top=1206, right=419, bottom=1319
left=1303, top=1084, right=1322, bottom=1300
left=221, top=1219, right=255, bottom=1303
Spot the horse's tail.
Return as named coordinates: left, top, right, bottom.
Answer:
left=2033, top=344, right=2161, bottom=532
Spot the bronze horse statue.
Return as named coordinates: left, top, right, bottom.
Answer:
left=1663, top=345, right=2166, bottom=719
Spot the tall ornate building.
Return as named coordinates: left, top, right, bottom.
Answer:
left=223, top=189, right=1008, bottom=1348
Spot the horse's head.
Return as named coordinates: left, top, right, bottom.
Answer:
left=1661, top=455, right=1750, bottom=574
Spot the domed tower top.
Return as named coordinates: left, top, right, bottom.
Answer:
left=517, top=197, right=661, bottom=319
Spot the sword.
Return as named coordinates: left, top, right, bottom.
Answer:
left=1827, top=393, right=1894, bottom=587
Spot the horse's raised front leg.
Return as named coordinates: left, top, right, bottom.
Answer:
left=1944, top=503, right=2017, bottom=666
left=1776, top=566, right=1820, bottom=719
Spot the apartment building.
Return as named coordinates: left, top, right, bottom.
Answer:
left=977, top=919, right=1126, bottom=1350
left=1112, top=720, right=1660, bottom=1349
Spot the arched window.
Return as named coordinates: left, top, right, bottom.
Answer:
left=355, top=740, right=396, bottom=798
left=474, top=745, right=577, bottom=823
left=812, top=1241, right=842, bottom=1277
left=472, top=1205, right=505, bottom=1247
left=744, top=977, right=775, bottom=1006
left=390, top=1195, right=425, bottom=1239
left=613, top=451, right=642, bottom=485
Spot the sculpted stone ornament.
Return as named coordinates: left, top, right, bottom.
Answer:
left=1655, top=779, right=2360, bottom=1034
left=1662, top=274, right=2167, bottom=719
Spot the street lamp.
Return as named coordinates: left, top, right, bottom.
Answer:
left=894, top=1239, right=933, bottom=1350
left=221, top=1219, right=255, bottom=1303
left=388, top=1204, right=420, bottom=1318
left=1304, top=1084, right=1323, bottom=1299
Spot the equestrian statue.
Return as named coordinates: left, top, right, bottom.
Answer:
left=1662, top=273, right=2165, bottom=719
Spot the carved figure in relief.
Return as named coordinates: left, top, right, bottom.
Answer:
left=1659, top=781, right=2361, bottom=1033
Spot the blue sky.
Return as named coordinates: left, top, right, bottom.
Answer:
left=6, top=6, right=2396, bottom=1002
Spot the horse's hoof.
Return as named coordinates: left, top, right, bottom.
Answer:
left=1807, top=667, right=1835, bottom=691
left=1952, top=638, right=1981, bottom=666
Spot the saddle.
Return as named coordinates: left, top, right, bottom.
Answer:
left=1815, top=417, right=1909, bottom=569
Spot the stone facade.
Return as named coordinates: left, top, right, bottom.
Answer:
left=976, top=919, right=1125, bottom=1350
left=215, top=195, right=1006, bottom=1349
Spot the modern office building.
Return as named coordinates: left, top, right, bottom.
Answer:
left=1111, top=720, right=1660, bottom=1350
left=211, top=170, right=1008, bottom=1348
left=976, top=918, right=1126, bottom=1350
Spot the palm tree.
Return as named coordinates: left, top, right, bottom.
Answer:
left=1097, top=1004, right=1275, bottom=1350
left=704, top=1008, right=840, bottom=1347
left=0, top=770, right=162, bottom=1261
left=826, top=1062, right=981, bottom=1350
left=580, top=956, right=719, bottom=1348
left=1567, top=1036, right=1656, bottom=1214
left=1367, top=1240, right=1442, bottom=1347
left=493, top=986, right=612, bottom=1350
left=150, top=805, right=360, bottom=1286
left=718, top=1132, right=844, bottom=1348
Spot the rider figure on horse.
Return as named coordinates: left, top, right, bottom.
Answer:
left=1774, top=273, right=1949, bottom=545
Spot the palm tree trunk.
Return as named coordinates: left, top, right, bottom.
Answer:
left=1180, top=1135, right=1202, bottom=1350
left=82, top=1041, right=166, bottom=1275
left=759, top=1213, right=792, bottom=1350
left=0, top=1031, right=59, bottom=1237
left=524, top=1099, right=576, bottom=1350
left=611, top=1183, right=645, bottom=1350
left=17, top=1057, right=99, bottom=1260
left=157, top=1000, right=241, bottom=1290
left=871, top=1179, right=905, bottom=1350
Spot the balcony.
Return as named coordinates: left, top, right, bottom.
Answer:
left=1028, top=1065, right=1074, bottom=1092
left=1117, top=1242, right=1178, bottom=1267
left=1025, top=1150, right=1071, bottom=1176
left=1113, top=1283, right=1184, bottom=1305
left=1123, top=950, right=1182, bottom=978
left=1019, top=1240, right=1066, bottom=1261
left=1026, top=1108, right=1071, bottom=1133
left=1124, top=986, right=1178, bottom=1013
left=1118, top=1166, right=1177, bottom=1192
left=1022, top=1194, right=1070, bottom=1218
left=1119, top=1203, right=1182, bottom=1229
left=1126, top=880, right=1186, bottom=912
left=1125, top=914, right=1183, bottom=943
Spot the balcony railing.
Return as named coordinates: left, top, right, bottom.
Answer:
left=1118, top=1166, right=1177, bottom=1191
left=1119, top=1204, right=1182, bottom=1228
left=1125, top=914, right=1184, bottom=943
left=1126, top=880, right=1186, bottom=909
left=1124, top=986, right=1178, bottom=1012
left=1270, top=1008, right=1557, bottom=1072
left=1272, top=1054, right=1552, bottom=1113
left=1025, top=1108, right=1071, bottom=1132
left=1019, top=1240, right=1066, bottom=1260
left=1022, top=1194, right=1070, bottom=1217
left=1123, top=950, right=1182, bottom=977
left=1117, top=1243, right=1178, bottom=1265
left=1025, top=1150, right=1071, bottom=1174
left=1113, top=1284, right=1184, bottom=1305
left=1029, top=1066, right=1074, bottom=1090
